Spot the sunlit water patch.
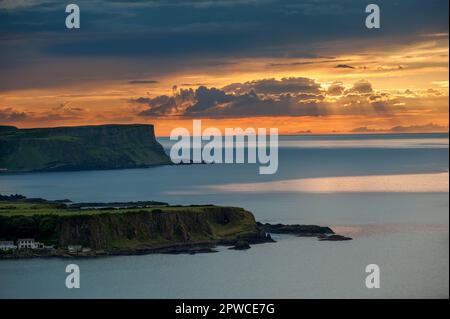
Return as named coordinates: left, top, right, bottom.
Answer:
left=168, top=172, right=449, bottom=195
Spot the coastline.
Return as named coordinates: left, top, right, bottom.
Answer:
left=0, top=195, right=351, bottom=260
left=0, top=224, right=351, bottom=260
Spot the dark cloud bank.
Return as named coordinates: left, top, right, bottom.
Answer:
left=131, top=77, right=410, bottom=119
left=0, top=0, right=448, bottom=91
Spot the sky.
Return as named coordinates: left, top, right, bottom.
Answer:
left=0, top=0, right=448, bottom=135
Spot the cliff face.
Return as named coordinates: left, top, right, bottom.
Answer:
left=0, top=205, right=257, bottom=250
left=57, top=207, right=256, bottom=249
left=0, top=124, right=171, bottom=172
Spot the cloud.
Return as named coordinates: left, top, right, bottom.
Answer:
left=1, top=0, right=448, bottom=91
left=133, top=79, right=326, bottom=118
left=222, top=77, right=322, bottom=95
left=0, top=104, right=85, bottom=124
left=180, top=83, right=207, bottom=86
left=0, top=108, right=28, bottom=122
left=132, top=77, right=408, bottom=118
left=338, top=91, right=397, bottom=116
left=128, top=80, right=159, bottom=84
left=186, top=86, right=234, bottom=113
left=426, top=88, right=443, bottom=96
left=136, top=88, right=195, bottom=116
left=335, top=64, right=355, bottom=69
left=345, top=80, right=373, bottom=94
left=0, top=0, right=51, bottom=9
left=327, top=81, right=345, bottom=96
left=352, top=123, right=449, bottom=133
left=390, top=123, right=448, bottom=133
left=184, top=89, right=324, bottom=118
left=266, top=58, right=346, bottom=67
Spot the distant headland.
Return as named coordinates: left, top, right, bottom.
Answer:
left=0, top=124, right=172, bottom=173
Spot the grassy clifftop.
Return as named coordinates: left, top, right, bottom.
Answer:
left=0, top=199, right=258, bottom=251
left=0, top=124, right=171, bottom=172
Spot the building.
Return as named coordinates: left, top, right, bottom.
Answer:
left=68, top=245, right=82, bottom=253
left=17, top=239, right=48, bottom=249
left=0, top=241, right=17, bottom=251
left=18, top=238, right=35, bottom=249
left=2, top=239, right=53, bottom=250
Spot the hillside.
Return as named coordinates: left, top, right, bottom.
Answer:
left=0, top=124, right=171, bottom=172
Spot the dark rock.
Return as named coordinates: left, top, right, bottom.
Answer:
left=257, top=222, right=334, bottom=236
left=318, top=234, right=352, bottom=241
left=257, top=222, right=352, bottom=242
left=229, top=240, right=251, bottom=250
left=238, top=229, right=276, bottom=244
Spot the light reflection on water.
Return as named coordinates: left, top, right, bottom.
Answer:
left=167, top=172, right=449, bottom=195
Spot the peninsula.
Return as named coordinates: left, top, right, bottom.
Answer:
left=0, top=195, right=351, bottom=259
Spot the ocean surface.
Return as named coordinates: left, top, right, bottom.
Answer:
left=0, top=133, right=448, bottom=298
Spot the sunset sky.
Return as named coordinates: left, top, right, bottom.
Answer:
left=0, top=0, right=448, bottom=136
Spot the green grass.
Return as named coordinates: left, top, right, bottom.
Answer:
left=0, top=201, right=243, bottom=217
left=209, top=212, right=255, bottom=237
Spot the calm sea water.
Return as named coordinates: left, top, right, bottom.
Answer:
left=0, top=133, right=448, bottom=298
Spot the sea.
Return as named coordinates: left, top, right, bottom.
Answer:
left=0, top=133, right=448, bottom=298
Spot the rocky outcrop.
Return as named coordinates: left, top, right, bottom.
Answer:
left=0, top=124, right=171, bottom=172
left=257, top=222, right=334, bottom=236
left=318, top=234, right=352, bottom=241
left=229, top=240, right=251, bottom=250
left=257, top=222, right=352, bottom=241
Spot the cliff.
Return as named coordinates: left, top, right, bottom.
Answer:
left=0, top=198, right=263, bottom=253
left=0, top=196, right=351, bottom=258
left=58, top=207, right=258, bottom=250
left=0, top=124, right=171, bottom=172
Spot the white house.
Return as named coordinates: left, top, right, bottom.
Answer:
left=17, top=238, right=45, bottom=249
left=68, top=245, right=82, bottom=253
left=0, top=241, right=17, bottom=251
left=2, top=239, right=52, bottom=250
left=18, top=238, right=35, bottom=249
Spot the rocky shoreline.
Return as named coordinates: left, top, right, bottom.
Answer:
left=0, top=223, right=351, bottom=260
left=256, top=222, right=352, bottom=240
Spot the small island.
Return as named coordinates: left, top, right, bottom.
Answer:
left=0, top=194, right=351, bottom=259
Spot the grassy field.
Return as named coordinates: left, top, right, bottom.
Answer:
left=0, top=201, right=227, bottom=217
